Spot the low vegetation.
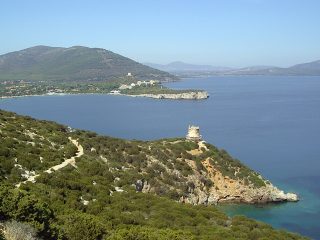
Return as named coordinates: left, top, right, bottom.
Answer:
left=0, top=80, right=121, bottom=98
left=1, top=220, right=38, bottom=240
left=0, top=110, right=308, bottom=239
left=120, top=84, right=202, bottom=95
left=0, top=79, right=199, bottom=99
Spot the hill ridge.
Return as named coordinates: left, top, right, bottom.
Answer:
left=146, top=59, right=320, bottom=75
left=0, top=45, right=176, bottom=82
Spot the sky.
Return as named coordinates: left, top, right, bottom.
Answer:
left=1, top=0, right=320, bottom=67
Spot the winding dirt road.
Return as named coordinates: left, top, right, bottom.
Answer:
left=16, top=137, right=83, bottom=187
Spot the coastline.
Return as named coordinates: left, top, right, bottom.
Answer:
left=1, top=76, right=318, bottom=239
left=0, top=92, right=90, bottom=100
left=121, top=90, right=209, bottom=100
left=0, top=90, right=209, bottom=100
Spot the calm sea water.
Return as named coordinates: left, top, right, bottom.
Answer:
left=1, top=76, right=319, bottom=239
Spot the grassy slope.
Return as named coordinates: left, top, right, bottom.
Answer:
left=0, top=110, right=308, bottom=240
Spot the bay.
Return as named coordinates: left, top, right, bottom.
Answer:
left=1, top=76, right=319, bottom=239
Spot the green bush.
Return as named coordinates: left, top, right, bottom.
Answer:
left=60, top=213, right=107, bottom=240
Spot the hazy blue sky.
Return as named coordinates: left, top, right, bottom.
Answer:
left=1, top=0, right=320, bottom=67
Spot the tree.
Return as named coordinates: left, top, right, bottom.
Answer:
left=0, top=185, right=54, bottom=238
left=61, top=212, right=106, bottom=240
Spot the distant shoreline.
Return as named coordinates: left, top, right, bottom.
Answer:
left=0, top=90, right=209, bottom=100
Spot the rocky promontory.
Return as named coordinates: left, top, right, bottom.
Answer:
left=179, top=157, right=299, bottom=204
left=129, top=91, right=209, bottom=100
left=0, top=110, right=307, bottom=240
left=1, top=110, right=298, bottom=207
left=135, top=140, right=299, bottom=205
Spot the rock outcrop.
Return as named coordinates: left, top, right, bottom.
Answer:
left=180, top=160, right=299, bottom=205
left=137, top=140, right=299, bottom=205
left=182, top=158, right=299, bottom=205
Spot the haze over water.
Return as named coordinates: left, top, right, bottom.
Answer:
left=1, top=76, right=319, bottom=239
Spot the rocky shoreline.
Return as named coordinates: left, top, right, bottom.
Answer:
left=1, top=91, right=209, bottom=100
left=136, top=140, right=299, bottom=205
left=139, top=174, right=299, bottom=205
left=127, top=91, right=209, bottom=100
left=180, top=181, right=299, bottom=205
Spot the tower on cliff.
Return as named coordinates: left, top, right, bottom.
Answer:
left=186, top=125, right=202, bottom=141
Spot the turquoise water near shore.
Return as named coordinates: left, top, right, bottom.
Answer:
left=218, top=180, right=320, bottom=238
left=1, top=76, right=319, bottom=239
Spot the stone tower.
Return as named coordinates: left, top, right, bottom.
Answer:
left=186, top=125, right=202, bottom=141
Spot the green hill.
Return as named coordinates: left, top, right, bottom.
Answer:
left=0, top=110, right=307, bottom=240
left=0, top=46, right=175, bottom=82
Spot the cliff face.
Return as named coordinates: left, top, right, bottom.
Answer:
left=136, top=141, right=298, bottom=205
left=183, top=157, right=298, bottom=204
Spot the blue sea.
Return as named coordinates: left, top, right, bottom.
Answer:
left=1, top=76, right=319, bottom=239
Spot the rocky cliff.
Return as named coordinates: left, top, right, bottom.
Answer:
left=135, top=141, right=298, bottom=205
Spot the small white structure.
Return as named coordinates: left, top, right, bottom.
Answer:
left=110, top=90, right=120, bottom=94
left=186, top=125, right=202, bottom=141
left=127, top=72, right=132, bottom=77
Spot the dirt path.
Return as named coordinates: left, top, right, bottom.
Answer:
left=198, top=141, right=208, bottom=151
left=187, top=141, right=209, bottom=156
left=16, top=137, right=83, bottom=187
left=45, top=138, right=83, bottom=173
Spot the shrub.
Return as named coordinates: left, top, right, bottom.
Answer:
left=107, top=226, right=195, bottom=240
left=2, top=220, right=38, bottom=240
left=61, top=213, right=106, bottom=240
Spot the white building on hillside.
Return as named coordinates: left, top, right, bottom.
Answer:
left=186, top=125, right=202, bottom=141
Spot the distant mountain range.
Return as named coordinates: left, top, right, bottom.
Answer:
left=223, top=60, right=320, bottom=76
left=145, top=60, right=320, bottom=76
left=0, top=46, right=175, bottom=82
left=144, top=61, right=233, bottom=72
left=1, top=46, right=319, bottom=83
